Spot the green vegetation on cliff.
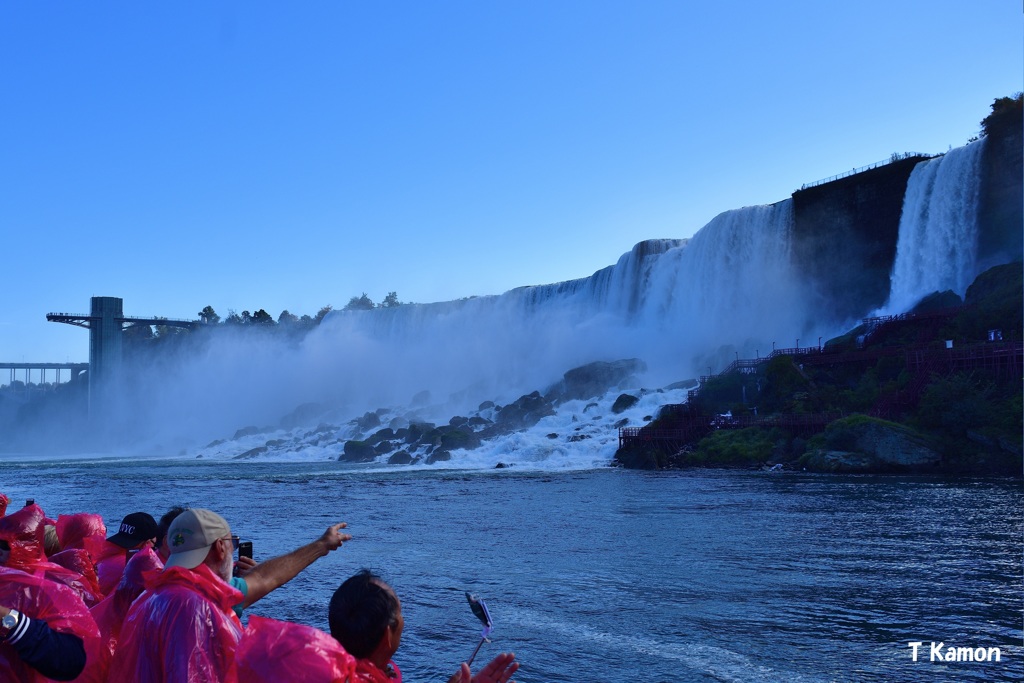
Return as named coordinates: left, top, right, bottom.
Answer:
left=617, top=263, right=1023, bottom=475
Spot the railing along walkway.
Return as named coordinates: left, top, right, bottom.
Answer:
left=798, top=152, right=937, bottom=191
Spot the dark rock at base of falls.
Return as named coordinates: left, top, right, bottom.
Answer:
left=493, top=391, right=555, bottom=430
left=546, top=359, right=647, bottom=402
left=339, top=440, right=377, bottom=462
left=425, top=450, right=451, bottom=464
left=388, top=450, right=414, bottom=465
left=611, top=393, right=639, bottom=414
left=234, top=446, right=268, bottom=460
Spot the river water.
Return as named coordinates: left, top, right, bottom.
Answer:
left=1, top=459, right=1020, bottom=682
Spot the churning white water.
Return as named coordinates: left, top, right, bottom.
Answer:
left=884, top=139, right=986, bottom=313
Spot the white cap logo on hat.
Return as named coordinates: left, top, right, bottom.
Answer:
left=164, top=508, right=231, bottom=570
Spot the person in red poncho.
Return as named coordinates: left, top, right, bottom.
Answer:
left=107, top=508, right=245, bottom=683
left=75, top=545, right=163, bottom=683
left=0, top=562, right=99, bottom=681
left=0, top=504, right=102, bottom=608
left=328, top=570, right=519, bottom=683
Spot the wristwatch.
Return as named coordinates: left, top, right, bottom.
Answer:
left=0, top=610, right=20, bottom=640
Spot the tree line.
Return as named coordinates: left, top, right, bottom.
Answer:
left=195, top=292, right=405, bottom=328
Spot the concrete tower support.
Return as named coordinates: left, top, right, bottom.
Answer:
left=88, top=296, right=124, bottom=413
left=47, top=298, right=198, bottom=419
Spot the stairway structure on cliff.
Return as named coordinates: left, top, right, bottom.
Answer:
left=618, top=307, right=1023, bottom=457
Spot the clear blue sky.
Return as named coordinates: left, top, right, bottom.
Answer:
left=2, top=1, right=1020, bottom=363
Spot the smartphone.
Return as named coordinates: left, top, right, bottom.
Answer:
left=25, top=498, right=34, bottom=507
left=237, top=541, right=253, bottom=560
left=127, top=548, right=141, bottom=560
left=466, top=592, right=493, bottom=629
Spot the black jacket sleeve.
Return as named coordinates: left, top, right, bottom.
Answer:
left=7, top=615, right=86, bottom=681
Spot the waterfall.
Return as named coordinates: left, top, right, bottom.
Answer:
left=120, top=142, right=994, bottom=454
left=309, top=199, right=821, bottom=412
left=884, top=139, right=986, bottom=313
left=637, top=200, right=815, bottom=363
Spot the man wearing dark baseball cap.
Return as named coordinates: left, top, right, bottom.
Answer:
left=96, top=511, right=158, bottom=596
left=110, top=508, right=351, bottom=683
left=107, top=512, right=158, bottom=550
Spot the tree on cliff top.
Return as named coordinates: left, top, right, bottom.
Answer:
left=199, top=305, right=220, bottom=325
left=343, top=293, right=375, bottom=311
left=980, top=92, right=1022, bottom=138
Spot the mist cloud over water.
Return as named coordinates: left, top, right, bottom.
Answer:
left=4, top=139, right=1000, bottom=461
left=123, top=199, right=833, bottom=453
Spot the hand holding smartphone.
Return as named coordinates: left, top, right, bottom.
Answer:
left=237, top=541, right=253, bottom=560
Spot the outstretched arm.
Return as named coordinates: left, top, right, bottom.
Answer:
left=240, top=522, right=351, bottom=608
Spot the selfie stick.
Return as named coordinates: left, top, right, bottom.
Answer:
left=466, top=625, right=492, bottom=667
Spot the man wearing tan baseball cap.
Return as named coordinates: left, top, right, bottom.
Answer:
left=110, top=508, right=350, bottom=683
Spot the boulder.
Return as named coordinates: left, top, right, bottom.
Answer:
left=355, top=412, right=381, bottom=432
left=425, top=450, right=451, bottom=464
left=388, top=451, right=414, bottom=465
left=547, top=359, right=647, bottom=402
left=233, top=446, right=268, bottom=460
left=612, top=444, right=663, bottom=470
left=374, top=441, right=396, bottom=455
left=494, top=391, right=555, bottom=430
left=404, top=422, right=436, bottom=444
left=440, top=429, right=481, bottom=451
left=367, top=428, right=395, bottom=446
left=339, top=440, right=377, bottom=463
left=611, top=393, right=640, bottom=414
left=801, top=417, right=940, bottom=472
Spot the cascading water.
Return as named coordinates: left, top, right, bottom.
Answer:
left=319, top=199, right=820, bottom=409
left=636, top=200, right=817, bottom=365
left=107, top=140, right=995, bottom=463
left=884, top=139, right=986, bottom=313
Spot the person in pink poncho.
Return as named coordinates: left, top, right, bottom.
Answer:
left=0, top=504, right=101, bottom=608
left=107, top=508, right=246, bottom=683
left=0, top=563, right=99, bottom=682
left=74, top=545, right=163, bottom=683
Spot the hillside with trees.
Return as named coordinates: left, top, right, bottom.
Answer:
left=615, top=263, right=1022, bottom=475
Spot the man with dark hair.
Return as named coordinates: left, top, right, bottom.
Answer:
left=329, top=570, right=518, bottom=683
left=154, top=506, right=186, bottom=559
